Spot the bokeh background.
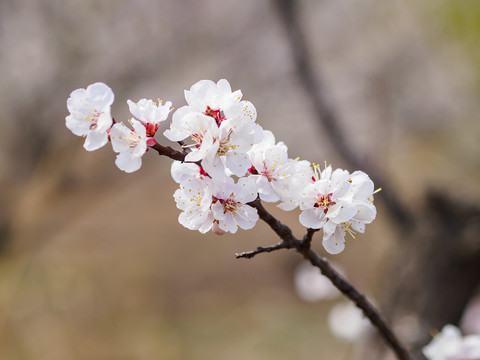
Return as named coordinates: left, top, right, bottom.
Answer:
left=0, top=0, right=479, bottom=359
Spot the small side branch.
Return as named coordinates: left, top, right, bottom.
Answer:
left=300, top=228, right=319, bottom=249
left=235, top=240, right=291, bottom=259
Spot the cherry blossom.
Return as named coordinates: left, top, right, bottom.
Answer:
left=423, top=325, right=480, bottom=360
left=298, top=164, right=377, bottom=254
left=210, top=176, right=259, bottom=234
left=248, top=129, right=314, bottom=210
left=164, top=79, right=262, bottom=178
left=110, top=119, right=148, bottom=173
left=247, top=130, right=299, bottom=202
left=65, top=82, right=114, bottom=151
left=299, top=177, right=355, bottom=251
left=127, top=98, right=172, bottom=137
left=173, top=177, right=215, bottom=234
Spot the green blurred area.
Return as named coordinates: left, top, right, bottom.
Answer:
left=431, top=0, right=480, bottom=88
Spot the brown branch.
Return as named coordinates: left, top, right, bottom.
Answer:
left=299, top=248, right=411, bottom=360
left=150, top=141, right=411, bottom=359
left=235, top=240, right=291, bottom=259
left=246, top=198, right=299, bottom=245
left=300, top=228, right=319, bottom=249
left=240, top=198, right=411, bottom=360
left=272, top=0, right=413, bottom=229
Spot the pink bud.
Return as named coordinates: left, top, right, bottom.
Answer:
left=146, top=137, right=156, bottom=146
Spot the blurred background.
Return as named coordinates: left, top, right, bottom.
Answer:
left=0, top=0, right=479, bottom=359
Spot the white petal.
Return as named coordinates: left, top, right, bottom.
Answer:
left=234, top=205, right=258, bottom=230
left=65, top=115, right=90, bottom=136
left=277, top=199, right=299, bottom=211
left=84, top=130, right=109, bottom=151
left=211, top=201, right=226, bottom=221
left=225, top=153, right=251, bottom=177
left=354, top=203, right=377, bottom=223
left=299, top=210, right=324, bottom=229
left=87, top=82, right=114, bottom=106
left=110, top=123, right=132, bottom=152
left=322, top=227, right=346, bottom=254
left=171, top=161, right=199, bottom=184
left=329, top=204, right=357, bottom=224
left=219, top=213, right=238, bottom=233
left=115, top=152, right=142, bottom=173
left=235, top=176, right=258, bottom=203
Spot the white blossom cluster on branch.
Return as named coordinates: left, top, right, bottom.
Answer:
left=65, top=79, right=378, bottom=254
left=423, top=325, right=480, bottom=360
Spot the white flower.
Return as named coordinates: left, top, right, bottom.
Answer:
left=183, top=79, right=250, bottom=121
left=321, top=167, right=377, bottom=254
left=276, top=158, right=315, bottom=211
left=210, top=176, right=259, bottom=234
left=174, top=177, right=215, bottom=234
left=299, top=177, right=355, bottom=253
left=127, top=98, right=172, bottom=137
left=66, top=82, right=114, bottom=151
left=298, top=164, right=377, bottom=254
left=164, top=79, right=261, bottom=178
left=328, top=302, right=372, bottom=342
left=423, top=325, right=480, bottom=360
left=110, top=119, right=148, bottom=173
left=247, top=130, right=294, bottom=202
left=294, top=260, right=344, bottom=302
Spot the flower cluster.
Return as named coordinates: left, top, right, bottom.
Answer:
left=66, top=82, right=173, bottom=172
left=298, top=164, right=378, bottom=254
left=65, top=79, right=378, bottom=254
left=423, top=325, right=480, bottom=360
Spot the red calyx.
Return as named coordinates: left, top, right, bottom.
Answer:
left=146, top=137, right=157, bottom=146
left=145, top=122, right=159, bottom=137
left=248, top=166, right=258, bottom=175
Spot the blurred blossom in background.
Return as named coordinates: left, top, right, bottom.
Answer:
left=294, top=260, right=343, bottom=302
left=0, top=0, right=479, bottom=359
left=327, top=302, right=372, bottom=343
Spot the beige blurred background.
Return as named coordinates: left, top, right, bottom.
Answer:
left=0, top=0, right=479, bottom=359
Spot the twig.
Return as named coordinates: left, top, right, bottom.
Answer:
left=235, top=240, right=291, bottom=259
left=301, top=228, right=319, bottom=249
